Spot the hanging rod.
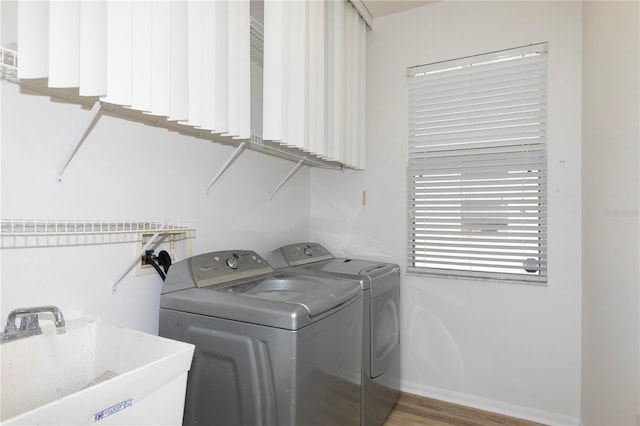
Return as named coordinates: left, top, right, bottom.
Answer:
left=270, top=158, right=306, bottom=200
left=57, top=101, right=102, bottom=182
left=205, top=141, right=247, bottom=195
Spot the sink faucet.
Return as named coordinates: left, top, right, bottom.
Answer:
left=1, top=306, right=66, bottom=343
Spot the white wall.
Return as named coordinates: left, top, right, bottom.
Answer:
left=310, top=2, right=582, bottom=424
left=0, top=82, right=311, bottom=334
left=581, top=2, right=640, bottom=425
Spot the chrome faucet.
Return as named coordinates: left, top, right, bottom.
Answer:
left=1, top=306, right=66, bottom=343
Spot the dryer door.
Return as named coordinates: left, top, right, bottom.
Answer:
left=370, top=283, right=400, bottom=378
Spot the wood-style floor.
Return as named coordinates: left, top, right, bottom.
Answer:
left=383, top=393, right=546, bottom=426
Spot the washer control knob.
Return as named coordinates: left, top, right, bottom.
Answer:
left=226, top=257, right=238, bottom=269
left=304, top=246, right=313, bottom=256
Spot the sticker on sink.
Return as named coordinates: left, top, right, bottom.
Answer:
left=93, top=399, right=133, bottom=422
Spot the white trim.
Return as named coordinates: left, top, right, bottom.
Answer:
left=407, top=42, right=548, bottom=77
left=401, top=381, right=581, bottom=426
left=347, top=0, right=373, bottom=29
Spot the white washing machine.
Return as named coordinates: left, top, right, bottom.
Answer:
left=159, top=250, right=363, bottom=426
left=268, top=243, right=401, bottom=426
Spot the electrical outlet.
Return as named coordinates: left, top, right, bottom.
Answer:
left=134, top=231, right=192, bottom=276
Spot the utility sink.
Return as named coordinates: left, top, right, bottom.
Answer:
left=1, top=317, right=195, bottom=425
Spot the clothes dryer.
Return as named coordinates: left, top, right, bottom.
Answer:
left=159, top=250, right=362, bottom=426
left=268, top=243, right=401, bottom=426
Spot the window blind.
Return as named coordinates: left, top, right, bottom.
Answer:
left=407, top=43, right=548, bottom=283
left=263, top=0, right=366, bottom=169
left=16, top=0, right=250, bottom=139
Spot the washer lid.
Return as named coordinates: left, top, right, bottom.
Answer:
left=291, top=259, right=399, bottom=292
left=160, top=271, right=361, bottom=330
left=268, top=242, right=399, bottom=279
left=306, top=258, right=389, bottom=276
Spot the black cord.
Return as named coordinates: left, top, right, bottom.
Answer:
left=145, top=256, right=166, bottom=281
left=157, top=250, right=172, bottom=274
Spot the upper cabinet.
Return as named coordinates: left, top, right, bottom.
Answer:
left=2, top=0, right=368, bottom=170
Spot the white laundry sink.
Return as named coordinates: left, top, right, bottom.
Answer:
left=1, top=317, right=194, bottom=425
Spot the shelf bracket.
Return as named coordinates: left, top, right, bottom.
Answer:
left=56, top=101, right=102, bottom=182
left=205, top=141, right=247, bottom=195
left=111, top=224, right=167, bottom=294
left=269, top=158, right=306, bottom=200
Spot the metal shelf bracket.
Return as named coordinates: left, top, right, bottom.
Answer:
left=269, top=158, right=306, bottom=200
left=56, top=101, right=102, bottom=182
left=205, top=141, right=247, bottom=195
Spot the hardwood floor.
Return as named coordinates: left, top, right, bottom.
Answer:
left=383, top=393, right=546, bottom=426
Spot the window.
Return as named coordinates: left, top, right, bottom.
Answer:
left=407, top=43, right=548, bottom=283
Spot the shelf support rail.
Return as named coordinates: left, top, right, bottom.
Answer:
left=111, top=223, right=167, bottom=294
left=205, top=141, right=247, bottom=195
left=269, top=158, right=306, bottom=200
left=56, top=101, right=102, bottom=182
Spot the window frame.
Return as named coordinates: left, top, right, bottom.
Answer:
left=406, top=43, right=549, bottom=284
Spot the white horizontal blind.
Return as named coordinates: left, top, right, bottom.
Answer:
left=407, top=43, right=548, bottom=283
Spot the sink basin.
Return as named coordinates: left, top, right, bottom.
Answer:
left=1, top=317, right=194, bottom=425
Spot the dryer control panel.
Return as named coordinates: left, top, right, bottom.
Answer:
left=268, top=243, right=334, bottom=268
left=161, top=250, right=273, bottom=294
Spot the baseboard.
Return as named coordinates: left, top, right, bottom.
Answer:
left=401, top=381, right=581, bottom=426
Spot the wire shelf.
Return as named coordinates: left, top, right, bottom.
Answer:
left=1, top=219, right=195, bottom=250
left=250, top=16, right=264, bottom=67
left=1, top=219, right=195, bottom=236
left=249, top=133, right=343, bottom=170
